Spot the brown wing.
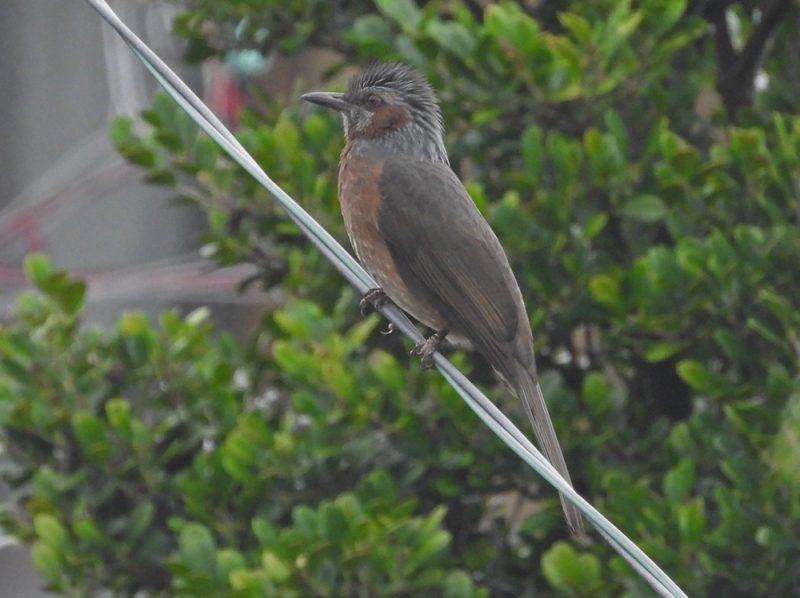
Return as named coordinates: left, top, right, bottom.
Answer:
left=377, top=158, right=524, bottom=370
left=378, top=160, right=583, bottom=533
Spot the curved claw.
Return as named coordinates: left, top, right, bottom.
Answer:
left=359, top=287, right=388, bottom=316
left=411, top=330, right=448, bottom=370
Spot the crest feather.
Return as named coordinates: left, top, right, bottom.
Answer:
left=347, top=63, right=440, bottom=118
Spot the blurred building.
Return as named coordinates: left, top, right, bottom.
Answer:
left=0, top=1, right=214, bottom=595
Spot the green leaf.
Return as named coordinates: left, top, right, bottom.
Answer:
left=443, top=571, right=477, bottom=597
left=604, top=110, right=629, bottom=157
left=272, top=341, right=319, bottom=377
left=119, top=311, right=150, bottom=336
left=435, top=476, right=463, bottom=497
left=125, top=502, right=155, bottom=545
left=407, top=528, right=450, bottom=573
left=588, top=274, right=622, bottom=306
left=375, top=0, right=421, bottom=29
left=58, top=279, right=86, bottom=316
left=755, top=526, right=781, bottom=547
left=349, top=14, right=395, bottom=48
left=558, top=12, right=592, bottom=43
left=770, top=394, right=800, bottom=488
left=194, top=136, right=219, bottom=171
left=31, top=541, right=63, bottom=586
left=485, top=4, right=540, bottom=53
left=33, top=514, right=69, bottom=553
left=108, top=116, right=134, bottom=146
left=186, top=306, right=211, bottom=327
left=179, top=523, right=217, bottom=574
left=23, top=253, right=54, bottom=288
left=714, top=328, right=747, bottom=360
left=273, top=300, right=324, bottom=339
left=644, top=341, right=686, bottom=362
left=677, top=498, right=706, bottom=542
left=521, top=125, right=543, bottom=180
left=105, top=399, right=132, bottom=439
left=119, top=144, right=157, bottom=168
left=261, top=550, right=292, bottom=582
left=144, top=170, right=177, bottom=185
left=21, top=256, right=87, bottom=313
left=72, top=519, right=109, bottom=546
left=319, top=503, right=348, bottom=540
left=252, top=518, right=279, bottom=549
left=72, top=411, right=111, bottom=462
left=426, top=20, right=475, bottom=56
left=663, top=459, right=695, bottom=503
left=676, top=359, right=714, bottom=391
left=622, top=195, right=667, bottom=222
left=582, top=372, right=612, bottom=414
left=230, top=569, right=272, bottom=591
left=746, top=316, right=786, bottom=348
left=541, top=541, right=601, bottom=592
left=583, top=212, right=608, bottom=239
left=646, top=0, right=687, bottom=33
left=470, top=106, right=504, bottom=128
left=217, top=548, right=247, bottom=580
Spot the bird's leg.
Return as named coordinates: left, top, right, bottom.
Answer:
left=359, top=287, right=389, bottom=316
left=411, top=329, right=449, bottom=369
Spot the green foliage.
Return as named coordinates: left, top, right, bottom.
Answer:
left=0, top=255, right=489, bottom=596
left=541, top=542, right=601, bottom=596
left=3, top=1, right=800, bottom=596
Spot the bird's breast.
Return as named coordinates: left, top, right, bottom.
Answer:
left=338, top=151, right=446, bottom=330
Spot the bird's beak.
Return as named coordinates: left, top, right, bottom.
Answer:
left=300, top=91, right=350, bottom=112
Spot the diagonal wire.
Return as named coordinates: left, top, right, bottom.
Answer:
left=82, top=1, right=686, bottom=596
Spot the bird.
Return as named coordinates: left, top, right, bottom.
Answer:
left=301, top=62, right=583, bottom=535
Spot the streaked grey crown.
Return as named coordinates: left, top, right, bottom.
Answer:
left=347, top=62, right=448, bottom=165
left=348, top=63, right=441, bottom=119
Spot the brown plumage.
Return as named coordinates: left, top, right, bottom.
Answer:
left=302, top=63, right=583, bottom=535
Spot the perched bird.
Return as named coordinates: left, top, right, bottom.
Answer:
left=302, top=62, right=583, bottom=535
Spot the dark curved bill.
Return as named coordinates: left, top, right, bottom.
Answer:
left=300, top=91, right=350, bottom=112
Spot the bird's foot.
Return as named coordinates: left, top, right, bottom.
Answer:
left=359, top=287, right=389, bottom=316
left=411, top=330, right=449, bottom=369
left=380, top=322, right=395, bottom=336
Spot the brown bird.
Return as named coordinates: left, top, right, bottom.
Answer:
left=302, top=62, right=583, bottom=535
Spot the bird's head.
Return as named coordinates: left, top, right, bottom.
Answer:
left=302, top=62, right=448, bottom=164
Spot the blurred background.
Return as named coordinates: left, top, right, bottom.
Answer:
left=1, top=0, right=800, bottom=596
left=1, top=1, right=217, bottom=594
left=0, top=3, right=343, bottom=594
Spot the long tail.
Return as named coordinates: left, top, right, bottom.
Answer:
left=512, top=364, right=584, bottom=536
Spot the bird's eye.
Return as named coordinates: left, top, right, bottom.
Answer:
left=365, top=94, right=382, bottom=109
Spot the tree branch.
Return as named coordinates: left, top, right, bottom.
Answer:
left=735, top=0, right=793, bottom=80
left=708, top=4, right=736, bottom=74
left=714, top=0, right=795, bottom=119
